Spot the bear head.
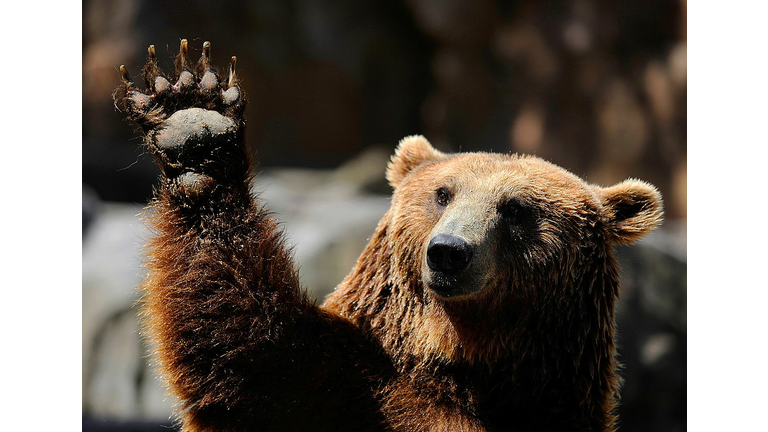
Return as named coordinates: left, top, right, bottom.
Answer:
left=386, top=135, right=663, bottom=299
left=330, top=135, right=663, bottom=373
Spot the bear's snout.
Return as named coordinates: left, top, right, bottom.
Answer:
left=425, top=234, right=477, bottom=298
left=423, top=205, right=496, bottom=299
left=425, top=235, right=478, bottom=298
left=427, top=235, right=473, bottom=275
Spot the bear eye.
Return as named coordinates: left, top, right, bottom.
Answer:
left=499, top=199, right=530, bottom=225
left=435, top=187, right=452, bottom=207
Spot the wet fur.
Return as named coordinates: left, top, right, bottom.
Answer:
left=115, top=41, right=662, bottom=431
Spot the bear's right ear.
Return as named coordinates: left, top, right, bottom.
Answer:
left=386, top=135, right=446, bottom=189
left=596, top=179, right=664, bottom=245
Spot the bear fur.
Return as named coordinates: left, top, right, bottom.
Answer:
left=114, top=40, right=663, bottom=432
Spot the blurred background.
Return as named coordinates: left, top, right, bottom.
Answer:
left=82, top=0, right=686, bottom=430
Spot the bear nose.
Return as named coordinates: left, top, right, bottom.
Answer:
left=426, top=235, right=473, bottom=275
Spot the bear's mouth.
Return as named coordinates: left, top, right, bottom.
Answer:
left=424, top=272, right=486, bottom=300
left=427, top=277, right=462, bottom=299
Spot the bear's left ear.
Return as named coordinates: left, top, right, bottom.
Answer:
left=595, top=179, right=664, bottom=245
left=386, top=135, right=446, bottom=189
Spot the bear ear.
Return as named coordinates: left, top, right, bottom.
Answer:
left=386, top=135, right=446, bottom=189
left=595, top=179, right=664, bottom=245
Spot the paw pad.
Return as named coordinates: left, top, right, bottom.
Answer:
left=153, top=107, right=236, bottom=149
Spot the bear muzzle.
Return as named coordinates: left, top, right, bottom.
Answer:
left=425, top=234, right=480, bottom=299
left=427, top=235, right=473, bottom=275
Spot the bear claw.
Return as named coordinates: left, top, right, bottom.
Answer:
left=202, top=41, right=211, bottom=59
left=228, top=56, right=237, bottom=88
left=175, top=39, right=191, bottom=73
left=119, top=65, right=132, bottom=84
left=115, top=39, right=245, bottom=119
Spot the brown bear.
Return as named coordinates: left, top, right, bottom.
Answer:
left=114, top=40, right=663, bottom=432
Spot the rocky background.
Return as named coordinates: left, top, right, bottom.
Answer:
left=83, top=0, right=686, bottom=430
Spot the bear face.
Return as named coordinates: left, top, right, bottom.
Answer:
left=392, top=142, right=600, bottom=302
left=387, top=136, right=662, bottom=301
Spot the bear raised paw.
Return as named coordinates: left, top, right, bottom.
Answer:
left=114, top=40, right=248, bottom=187
left=115, top=40, right=663, bottom=432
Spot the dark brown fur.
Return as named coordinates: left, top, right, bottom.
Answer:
left=115, top=41, right=663, bottom=432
